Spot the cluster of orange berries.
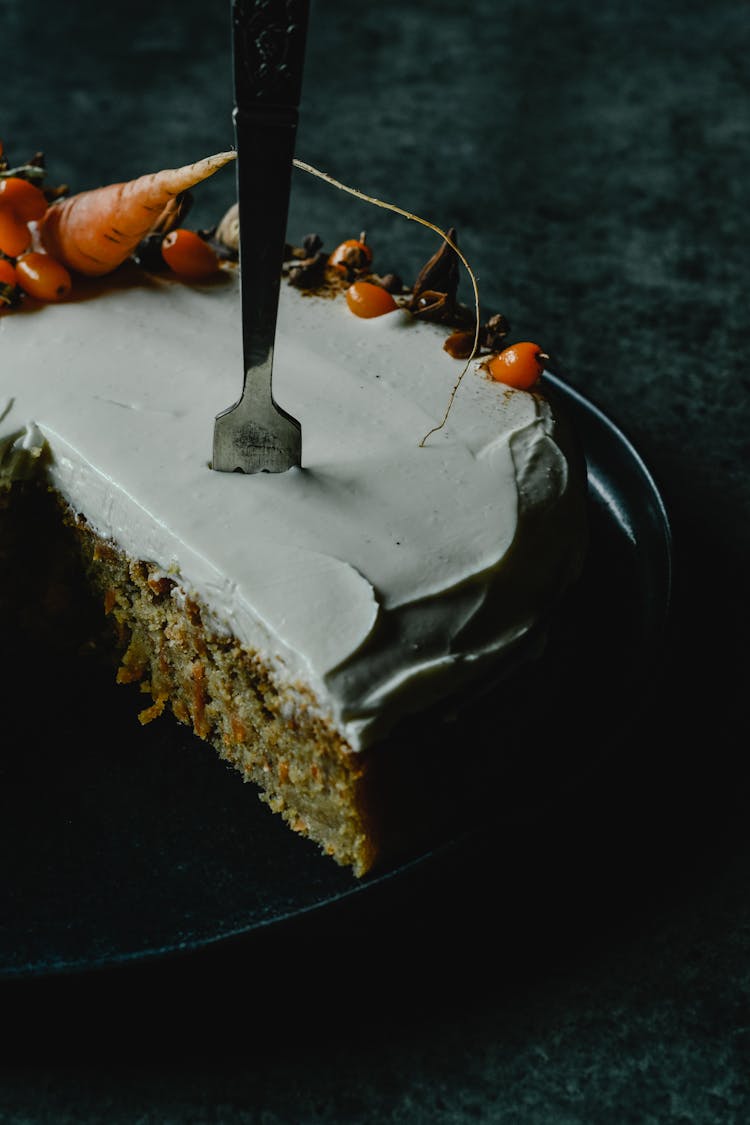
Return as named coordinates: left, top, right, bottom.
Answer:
left=1, top=135, right=548, bottom=392
left=332, top=233, right=548, bottom=390
left=327, top=234, right=400, bottom=320
left=0, top=140, right=72, bottom=304
left=0, top=139, right=223, bottom=310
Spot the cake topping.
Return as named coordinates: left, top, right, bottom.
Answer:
left=0, top=131, right=589, bottom=872
left=444, top=314, right=512, bottom=360
left=160, top=227, right=221, bottom=281
left=0, top=176, right=48, bottom=222
left=345, top=280, right=398, bottom=318
left=328, top=233, right=373, bottom=277
left=406, top=226, right=473, bottom=330
left=484, top=342, right=550, bottom=389
left=39, top=150, right=235, bottom=277
left=0, top=140, right=236, bottom=312
left=0, top=205, right=31, bottom=258
left=15, top=251, right=72, bottom=302
left=286, top=237, right=328, bottom=290
left=2, top=139, right=558, bottom=461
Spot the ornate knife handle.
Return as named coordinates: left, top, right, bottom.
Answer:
left=232, top=0, right=309, bottom=108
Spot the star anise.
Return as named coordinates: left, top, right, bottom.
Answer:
left=407, top=227, right=476, bottom=331
left=407, top=227, right=460, bottom=318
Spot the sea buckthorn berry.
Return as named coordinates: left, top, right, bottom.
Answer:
left=161, top=228, right=220, bottom=281
left=345, top=280, right=398, bottom=319
left=329, top=234, right=373, bottom=274
left=15, top=251, right=72, bottom=302
left=0, top=205, right=31, bottom=258
left=486, top=342, right=549, bottom=390
left=0, top=177, right=48, bottom=221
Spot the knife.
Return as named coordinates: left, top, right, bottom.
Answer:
left=212, top=0, right=309, bottom=474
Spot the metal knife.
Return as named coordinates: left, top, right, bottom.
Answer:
left=212, top=0, right=309, bottom=474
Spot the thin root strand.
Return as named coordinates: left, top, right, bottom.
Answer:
left=292, top=158, right=481, bottom=446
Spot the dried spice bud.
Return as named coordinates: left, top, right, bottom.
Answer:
left=408, top=227, right=460, bottom=309
left=302, top=232, right=323, bottom=257
left=482, top=312, right=511, bottom=352
left=375, top=272, right=403, bottom=293
left=288, top=250, right=327, bottom=288
left=285, top=234, right=323, bottom=262
left=406, top=227, right=476, bottom=331
left=42, top=181, right=69, bottom=205
left=131, top=231, right=170, bottom=271
left=410, top=287, right=450, bottom=319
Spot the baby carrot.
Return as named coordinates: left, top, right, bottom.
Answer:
left=40, top=150, right=236, bottom=276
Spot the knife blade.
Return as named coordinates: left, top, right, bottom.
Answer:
left=212, top=0, right=309, bottom=474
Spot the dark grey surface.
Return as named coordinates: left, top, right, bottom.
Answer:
left=2, top=0, right=749, bottom=1120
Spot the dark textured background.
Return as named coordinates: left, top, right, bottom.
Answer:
left=2, top=0, right=749, bottom=1120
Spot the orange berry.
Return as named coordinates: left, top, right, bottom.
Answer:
left=16, top=251, right=72, bottom=302
left=345, top=280, right=398, bottom=319
left=486, top=342, right=548, bottom=390
left=0, top=205, right=31, bottom=258
left=0, top=258, right=17, bottom=287
left=0, top=177, right=48, bottom=221
left=161, top=228, right=219, bottom=281
left=329, top=236, right=373, bottom=274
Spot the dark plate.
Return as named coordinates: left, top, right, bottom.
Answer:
left=0, top=375, right=671, bottom=979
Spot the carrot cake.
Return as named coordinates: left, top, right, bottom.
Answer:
left=0, top=152, right=588, bottom=875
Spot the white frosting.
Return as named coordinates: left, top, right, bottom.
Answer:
left=0, top=266, right=586, bottom=749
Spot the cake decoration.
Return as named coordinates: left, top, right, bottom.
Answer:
left=0, top=135, right=545, bottom=410
left=38, top=150, right=235, bottom=277
left=0, top=175, right=48, bottom=221
left=1, top=139, right=589, bottom=874
left=13, top=251, right=72, bottom=303
left=483, top=342, right=551, bottom=390
left=0, top=140, right=235, bottom=306
left=160, top=227, right=222, bottom=281
left=328, top=233, right=373, bottom=275
left=344, top=279, right=398, bottom=318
